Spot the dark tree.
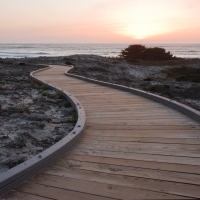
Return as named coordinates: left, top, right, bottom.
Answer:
left=141, top=47, right=173, bottom=60
left=120, top=45, right=174, bottom=61
left=120, top=45, right=146, bottom=61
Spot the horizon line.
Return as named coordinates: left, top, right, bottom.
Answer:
left=0, top=43, right=200, bottom=45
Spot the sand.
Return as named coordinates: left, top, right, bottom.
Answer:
left=0, top=61, right=76, bottom=172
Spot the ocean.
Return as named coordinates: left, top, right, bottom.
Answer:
left=0, top=44, right=200, bottom=59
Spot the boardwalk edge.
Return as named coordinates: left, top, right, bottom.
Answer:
left=66, top=65, right=200, bottom=123
left=0, top=66, right=86, bottom=196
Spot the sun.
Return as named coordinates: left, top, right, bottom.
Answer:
left=120, top=22, right=171, bottom=39
left=107, top=1, right=181, bottom=40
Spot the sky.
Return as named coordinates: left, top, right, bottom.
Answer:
left=0, top=0, right=200, bottom=43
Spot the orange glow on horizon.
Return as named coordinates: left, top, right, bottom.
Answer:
left=0, top=0, right=200, bottom=43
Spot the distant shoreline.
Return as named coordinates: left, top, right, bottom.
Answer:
left=1, top=44, right=200, bottom=59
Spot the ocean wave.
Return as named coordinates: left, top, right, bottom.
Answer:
left=0, top=51, right=50, bottom=58
left=0, top=51, right=49, bottom=55
left=0, top=44, right=200, bottom=58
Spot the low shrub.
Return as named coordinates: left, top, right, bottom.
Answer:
left=177, top=86, right=200, bottom=99
left=144, top=84, right=173, bottom=98
left=6, top=156, right=27, bottom=169
left=31, top=122, right=45, bottom=129
left=176, top=74, right=200, bottom=83
left=18, top=62, right=26, bottom=66
left=147, top=84, right=170, bottom=92
left=29, top=79, right=40, bottom=88
left=165, top=66, right=200, bottom=83
left=61, top=114, right=78, bottom=123
left=7, top=104, right=30, bottom=114
left=143, top=78, right=152, bottom=81
left=39, top=85, right=48, bottom=92
left=25, top=113, right=50, bottom=122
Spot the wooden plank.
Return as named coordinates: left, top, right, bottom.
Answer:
left=82, top=135, right=200, bottom=145
left=2, top=191, right=51, bottom=200
left=84, top=105, right=177, bottom=110
left=43, top=166, right=200, bottom=198
left=84, top=112, right=194, bottom=119
left=79, top=139, right=200, bottom=149
left=55, top=159, right=200, bottom=185
left=30, top=173, right=190, bottom=200
left=74, top=92, right=125, bottom=96
left=83, top=129, right=200, bottom=138
left=84, top=105, right=168, bottom=109
left=77, top=140, right=200, bottom=158
left=77, top=97, right=156, bottom=101
left=86, top=114, right=187, bottom=119
left=83, top=105, right=169, bottom=109
left=86, top=124, right=200, bottom=130
left=60, top=88, right=114, bottom=92
left=80, top=100, right=165, bottom=104
left=16, top=182, right=112, bottom=200
left=63, top=154, right=200, bottom=174
left=85, top=111, right=181, bottom=116
left=86, top=118, right=199, bottom=126
left=83, top=108, right=190, bottom=115
left=71, top=148, right=200, bottom=166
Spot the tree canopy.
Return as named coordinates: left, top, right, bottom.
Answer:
left=120, top=45, right=174, bottom=61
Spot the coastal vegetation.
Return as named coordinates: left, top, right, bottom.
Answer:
left=163, top=66, right=200, bottom=83
left=0, top=55, right=199, bottom=172
left=0, top=61, right=77, bottom=172
left=120, top=44, right=174, bottom=62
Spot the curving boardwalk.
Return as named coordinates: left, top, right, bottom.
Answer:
left=4, top=65, right=200, bottom=199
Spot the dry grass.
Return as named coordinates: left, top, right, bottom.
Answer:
left=134, top=58, right=200, bottom=66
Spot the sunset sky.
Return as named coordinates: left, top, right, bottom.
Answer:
left=0, top=0, right=200, bottom=43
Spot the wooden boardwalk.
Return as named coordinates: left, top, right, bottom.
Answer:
left=4, top=65, right=200, bottom=199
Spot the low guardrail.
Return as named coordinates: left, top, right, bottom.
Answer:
left=66, top=65, right=200, bottom=123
